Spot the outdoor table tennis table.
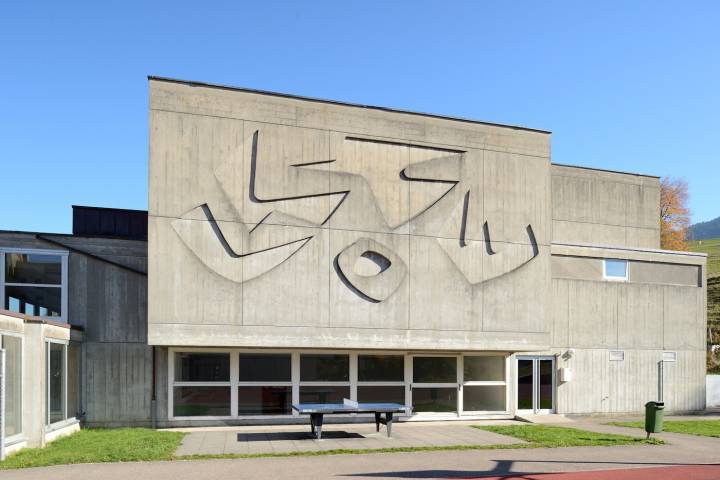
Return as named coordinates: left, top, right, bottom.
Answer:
left=292, top=401, right=407, bottom=440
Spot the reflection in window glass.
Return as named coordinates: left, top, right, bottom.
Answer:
left=412, top=388, right=456, bottom=412
left=48, top=342, right=65, bottom=424
left=604, top=259, right=628, bottom=280
left=173, top=387, right=231, bottom=416
left=174, top=353, right=230, bottom=382
left=5, top=253, right=61, bottom=284
left=463, top=385, right=506, bottom=411
left=3, top=335, right=22, bottom=436
left=5, top=286, right=61, bottom=317
left=463, top=356, right=505, bottom=381
left=238, top=354, right=290, bottom=382
left=67, top=343, right=81, bottom=419
left=238, top=386, right=291, bottom=415
left=357, top=385, right=405, bottom=404
left=299, top=386, right=350, bottom=404
left=358, top=355, right=404, bottom=382
left=300, top=354, right=349, bottom=382
left=412, top=357, right=456, bottom=383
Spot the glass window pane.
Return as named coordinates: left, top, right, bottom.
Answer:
left=238, top=386, right=291, bottom=415
left=412, top=357, right=456, bottom=383
left=67, top=343, right=81, bottom=419
left=48, top=343, right=65, bottom=424
left=299, top=386, right=350, bottom=404
left=174, top=353, right=230, bottom=382
left=357, top=385, right=405, bottom=404
left=538, top=360, right=554, bottom=410
left=358, top=355, right=404, bottom=382
left=412, top=387, right=457, bottom=413
left=300, top=354, right=349, bottom=382
left=517, top=360, right=533, bottom=410
left=463, top=356, right=505, bottom=382
left=5, top=253, right=62, bottom=284
left=463, top=385, right=506, bottom=411
left=238, top=354, right=290, bottom=382
left=605, top=259, right=627, bottom=278
left=173, top=386, right=231, bottom=416
left=5, top=286, right=61, bottom=317
left=3, top=335, right=22, bottom=436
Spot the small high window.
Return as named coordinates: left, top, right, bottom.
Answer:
left=603, top=259, right=628, bottom=281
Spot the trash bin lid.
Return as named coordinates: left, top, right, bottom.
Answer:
left=644, top=401, right=665, bottom=407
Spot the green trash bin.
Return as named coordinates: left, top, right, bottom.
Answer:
left=644, top=401, right=665, bottom=438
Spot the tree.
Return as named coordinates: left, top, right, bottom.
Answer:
left=660, top=177, right=691, bottom=251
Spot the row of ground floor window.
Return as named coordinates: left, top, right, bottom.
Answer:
left=169, top=349, right=555, bottom=418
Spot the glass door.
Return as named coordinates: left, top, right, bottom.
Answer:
left=516, top=356, right=555, bottom=414
left=410, top=356, right=458, bottom=414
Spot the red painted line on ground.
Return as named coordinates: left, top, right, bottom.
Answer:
left=455, top=464, right=720, bottom=480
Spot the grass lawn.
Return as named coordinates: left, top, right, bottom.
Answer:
left=0, top=424, right=662, bottom=470
left=609, top=419, right=720, bottom=438
left=474, top=425, right=663, bottom=448
left=0, top=428, right=185, bottom=470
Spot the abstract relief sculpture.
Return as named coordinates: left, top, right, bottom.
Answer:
left=334, top=238, right=407, bottom=303
left=172, top=127, right=541, bottom=302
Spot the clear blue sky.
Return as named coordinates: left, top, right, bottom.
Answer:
left=2, top=1, right=718, bottom=233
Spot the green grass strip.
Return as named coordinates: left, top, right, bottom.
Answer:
left=0, top=428, right=184, bottom=470
left=608, top=419, right=720, bottom=438
left=1, top=424, right=663, bottom=470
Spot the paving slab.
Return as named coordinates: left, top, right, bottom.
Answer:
left=173, top=420, right=524, bottom=456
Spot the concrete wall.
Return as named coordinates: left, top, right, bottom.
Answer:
left=148, top=78, right=553, bottom=351
left=551, top=164, right=660, bottom=249
left=548, top=244, right=707, bottom=414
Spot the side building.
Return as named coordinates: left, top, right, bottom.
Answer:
left=0, top=205, right=149, bottom=452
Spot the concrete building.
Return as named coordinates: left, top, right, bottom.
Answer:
left=0, top=78, right=707, bottom=451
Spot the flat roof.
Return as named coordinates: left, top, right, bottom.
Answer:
left=148, top=76, right=552, bottom=135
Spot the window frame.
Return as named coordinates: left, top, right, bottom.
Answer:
left=1, top=248, right=69, bottom=322
left=603, top=258, right=628, bottom=282
left=356, top=354, right=405, bottom=404
left=460, top=354, right=510, bottom=415
left=1, top=331, right=24, bottom=443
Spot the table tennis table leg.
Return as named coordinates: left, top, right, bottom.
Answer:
left=385, top=412, right=394, bottom=437
left=310, top=413, right=324, bottom=440
left=374, top=412, right=381, bottom=432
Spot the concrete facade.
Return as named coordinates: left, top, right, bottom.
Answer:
left=148, top=78, right=553, bottom=352
left=143, top=78, right=707, bottom=420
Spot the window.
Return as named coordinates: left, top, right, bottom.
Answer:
left=47, top=341, right=66, bottom=425
left=603, top=259, right=628, bottom=281
left=357, top=355, right=405, bottom=404
left=299, top=354, right=350, bottom=404
left=172, top=352, right=231, bottom=417
left=2, top=250, right=67, bottom=321
left=609, top=350, right=625, bottom=361
left=67, top=342, right=81, bottom=419
left=2, top=334, right=22, bottom=437
left=238, top=353, right=292, bottom=415
left=462, top=355, right=507, bottom=412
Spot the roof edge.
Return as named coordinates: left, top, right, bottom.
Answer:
left=148, top=76, right=552, bottom=135
left=552, top=162, right=660, bottom=179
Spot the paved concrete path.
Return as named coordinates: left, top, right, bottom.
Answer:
left=2, top=416, right=719, bottom=479
left=173, top=420, right=523, bottom=456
